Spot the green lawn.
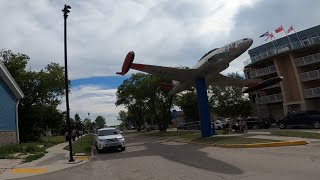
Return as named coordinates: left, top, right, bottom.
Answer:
left=23, top=152, right=46, bottom=163
left=40, top=135, right=65, bottom=148
left=191, top=136, right=278, bottom=145
left=271, top=130, right=320, bottom=139
left=125, top=130, right=278, bottom=145
left=0, top=143, right=47, bottom=161
left=64, top=134, right=93, bottom=155
left=0, top=135, right=65, bottom=162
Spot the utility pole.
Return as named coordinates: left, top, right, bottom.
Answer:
left=62, top=4, right=74, bottom=162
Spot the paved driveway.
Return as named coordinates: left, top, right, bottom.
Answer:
left=17, top=135, right=320, bottom=180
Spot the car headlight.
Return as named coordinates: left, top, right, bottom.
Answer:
left=117, top=137, right=124, bottom=140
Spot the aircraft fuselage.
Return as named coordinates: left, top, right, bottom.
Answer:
left=192, top=38, right=253, bottom=78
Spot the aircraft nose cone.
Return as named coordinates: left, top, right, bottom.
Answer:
left=247, top=38, right=253, bottom=46
left=244, top=38, right=253, bottom=50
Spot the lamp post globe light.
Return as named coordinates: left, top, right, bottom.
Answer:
left=62, top=4, right=74, bottom=162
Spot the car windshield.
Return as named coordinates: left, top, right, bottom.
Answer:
left=98, top=129, right=118, bottom=136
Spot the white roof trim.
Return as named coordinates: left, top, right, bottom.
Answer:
left=0, top=61, right=24, bottom=99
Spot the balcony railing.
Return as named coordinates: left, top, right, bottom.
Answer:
left=295, top=52, right=320, bottom=67
left=261, top=83, right=280, bottom=90
left=256, top=93, right=283, bottom=104
left=300, top=69, right=320, bottom=82
left=244, top=34, right=320, bottom=66
left=250, top=65, right=277, bottom=79
left=304, top=87, right=320, bottom=98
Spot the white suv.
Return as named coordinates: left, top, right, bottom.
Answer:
left=95, top=128, right=125, bottom=153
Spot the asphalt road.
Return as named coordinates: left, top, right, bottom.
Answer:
left=17, top=135, right=320, bottom=180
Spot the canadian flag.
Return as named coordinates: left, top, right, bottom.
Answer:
left=275, top=25, right=284, bottom=33
left=287, top=25, right=294, bottom=33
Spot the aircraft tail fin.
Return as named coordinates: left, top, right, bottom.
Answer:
left=116, top=51, right=135, bottom=76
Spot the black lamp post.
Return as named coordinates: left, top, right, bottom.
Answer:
left=62, top=4, right=74, bottom=162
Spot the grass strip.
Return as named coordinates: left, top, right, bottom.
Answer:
left=64, top=134, right=93, bottom=155
left=124, top=130, right=279, bottom=145
left=23, top=152, right=46, bottom=163
left=271, top=130, right=320, bottom=139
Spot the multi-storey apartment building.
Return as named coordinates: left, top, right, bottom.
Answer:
left=244, top=25, right=320, bottom=119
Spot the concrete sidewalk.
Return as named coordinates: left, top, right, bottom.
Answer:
left=0, top=136, right=91, bottom=180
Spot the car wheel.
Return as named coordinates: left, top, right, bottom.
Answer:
left=121, top=147, right=126, bottom=151
left=253, top=124, right=259, bottom=129
left=279, top=123, right=286, bottom=129
left=96, top=148, right=102, bottom=153
left=313, top=121, right=320, bottom=129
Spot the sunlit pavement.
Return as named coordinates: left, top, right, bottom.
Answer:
left=16, top=135, right=320, bottom=180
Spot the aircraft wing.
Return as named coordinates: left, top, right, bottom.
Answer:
left=116, top=51, right=196, bottom=81
left=130, top=63, right=196, bottom=81
left=206, top=74, right=256, bottom=87
left=206, top=74, right=283, bottom=93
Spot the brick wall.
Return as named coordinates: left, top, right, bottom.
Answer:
left=0, top=131, right=17, bottom=146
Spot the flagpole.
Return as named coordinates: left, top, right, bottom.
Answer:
left=270, top=36, right=276, bottom=48
left=282, top=25, right=292, bottom=47
left=293, top=27, right=302, bottom=46
left=273, top=33, right=278, bottom=44
left=266, top=31, right=276, bottom=48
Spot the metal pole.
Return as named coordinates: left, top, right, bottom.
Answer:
left=62, top=4, right=74, bottom=162
left=282, top=25, right=292, bottom=47
left=255, top=91, right=261, bottom=118
left=293, top=28, right=303, bottom=46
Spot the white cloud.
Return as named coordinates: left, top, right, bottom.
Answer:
left=0, top=0, right=260, bottom=79
left=2, top=0, right=320, bottom=118
left=58, top=85, right=125, bottom=126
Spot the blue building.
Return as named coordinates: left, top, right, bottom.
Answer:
left=0, top=61, right=24, bottom=145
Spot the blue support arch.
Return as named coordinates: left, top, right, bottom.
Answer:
left=195, top=78, right=214, bottom=137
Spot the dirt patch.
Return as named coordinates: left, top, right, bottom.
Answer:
left=0, top=159, right=23, bottom=174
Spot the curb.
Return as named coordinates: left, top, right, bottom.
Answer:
left=216, top=140, right=308, bottom=148
left=173, top=140, right=308, bottom=148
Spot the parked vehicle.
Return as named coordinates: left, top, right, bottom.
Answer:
left=177, top=123, right=187, bottom=130
left=185, top=121, right=201, bottom=130
left=177, top=121, right=201, bottom=130
left=277, top=111, right=320, bottom=129
left=243, top=117, right=271, bottom=129
left=94, top=128, right=125, bottom=153
left=212, top=120, right=224, bottom=130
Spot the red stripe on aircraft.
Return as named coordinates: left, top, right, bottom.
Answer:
left=131, top=63, right=145, bottom=70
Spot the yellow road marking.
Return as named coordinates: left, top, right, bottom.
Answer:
left=75, top=156, right=89, bottom=160
left=11, top=168, right=47, bottom=174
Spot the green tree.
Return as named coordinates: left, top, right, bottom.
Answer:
left=95, top=116, right=106, bottom=129
left=208, top=72, right=251, bottom=119
left=117, top=110, right=128, bottom=129
left=116, top=73, right=173, bottom=131
left=83, top=118, right=92, bottom=132
left=74, top=113, right=83, bottom=131
left=1, top=49, right=66, bottom=142
left=174, top=91, right=199, bottom=122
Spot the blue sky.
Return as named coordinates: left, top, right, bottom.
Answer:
left=71, top=76, right=128, bottom=89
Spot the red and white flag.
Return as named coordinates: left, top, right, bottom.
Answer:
left=275, top=25, right=284, bottom=33
left=265, top=32, right=274, bottom=41
left=269, top=32, right=274, bottom=38
left=287, top=25, right=294, bottom=33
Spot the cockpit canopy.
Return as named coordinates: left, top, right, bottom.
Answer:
left=198, top=48, right=218, bottom=62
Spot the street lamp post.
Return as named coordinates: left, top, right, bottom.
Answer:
left=62, top=4, right=74, bottom=162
